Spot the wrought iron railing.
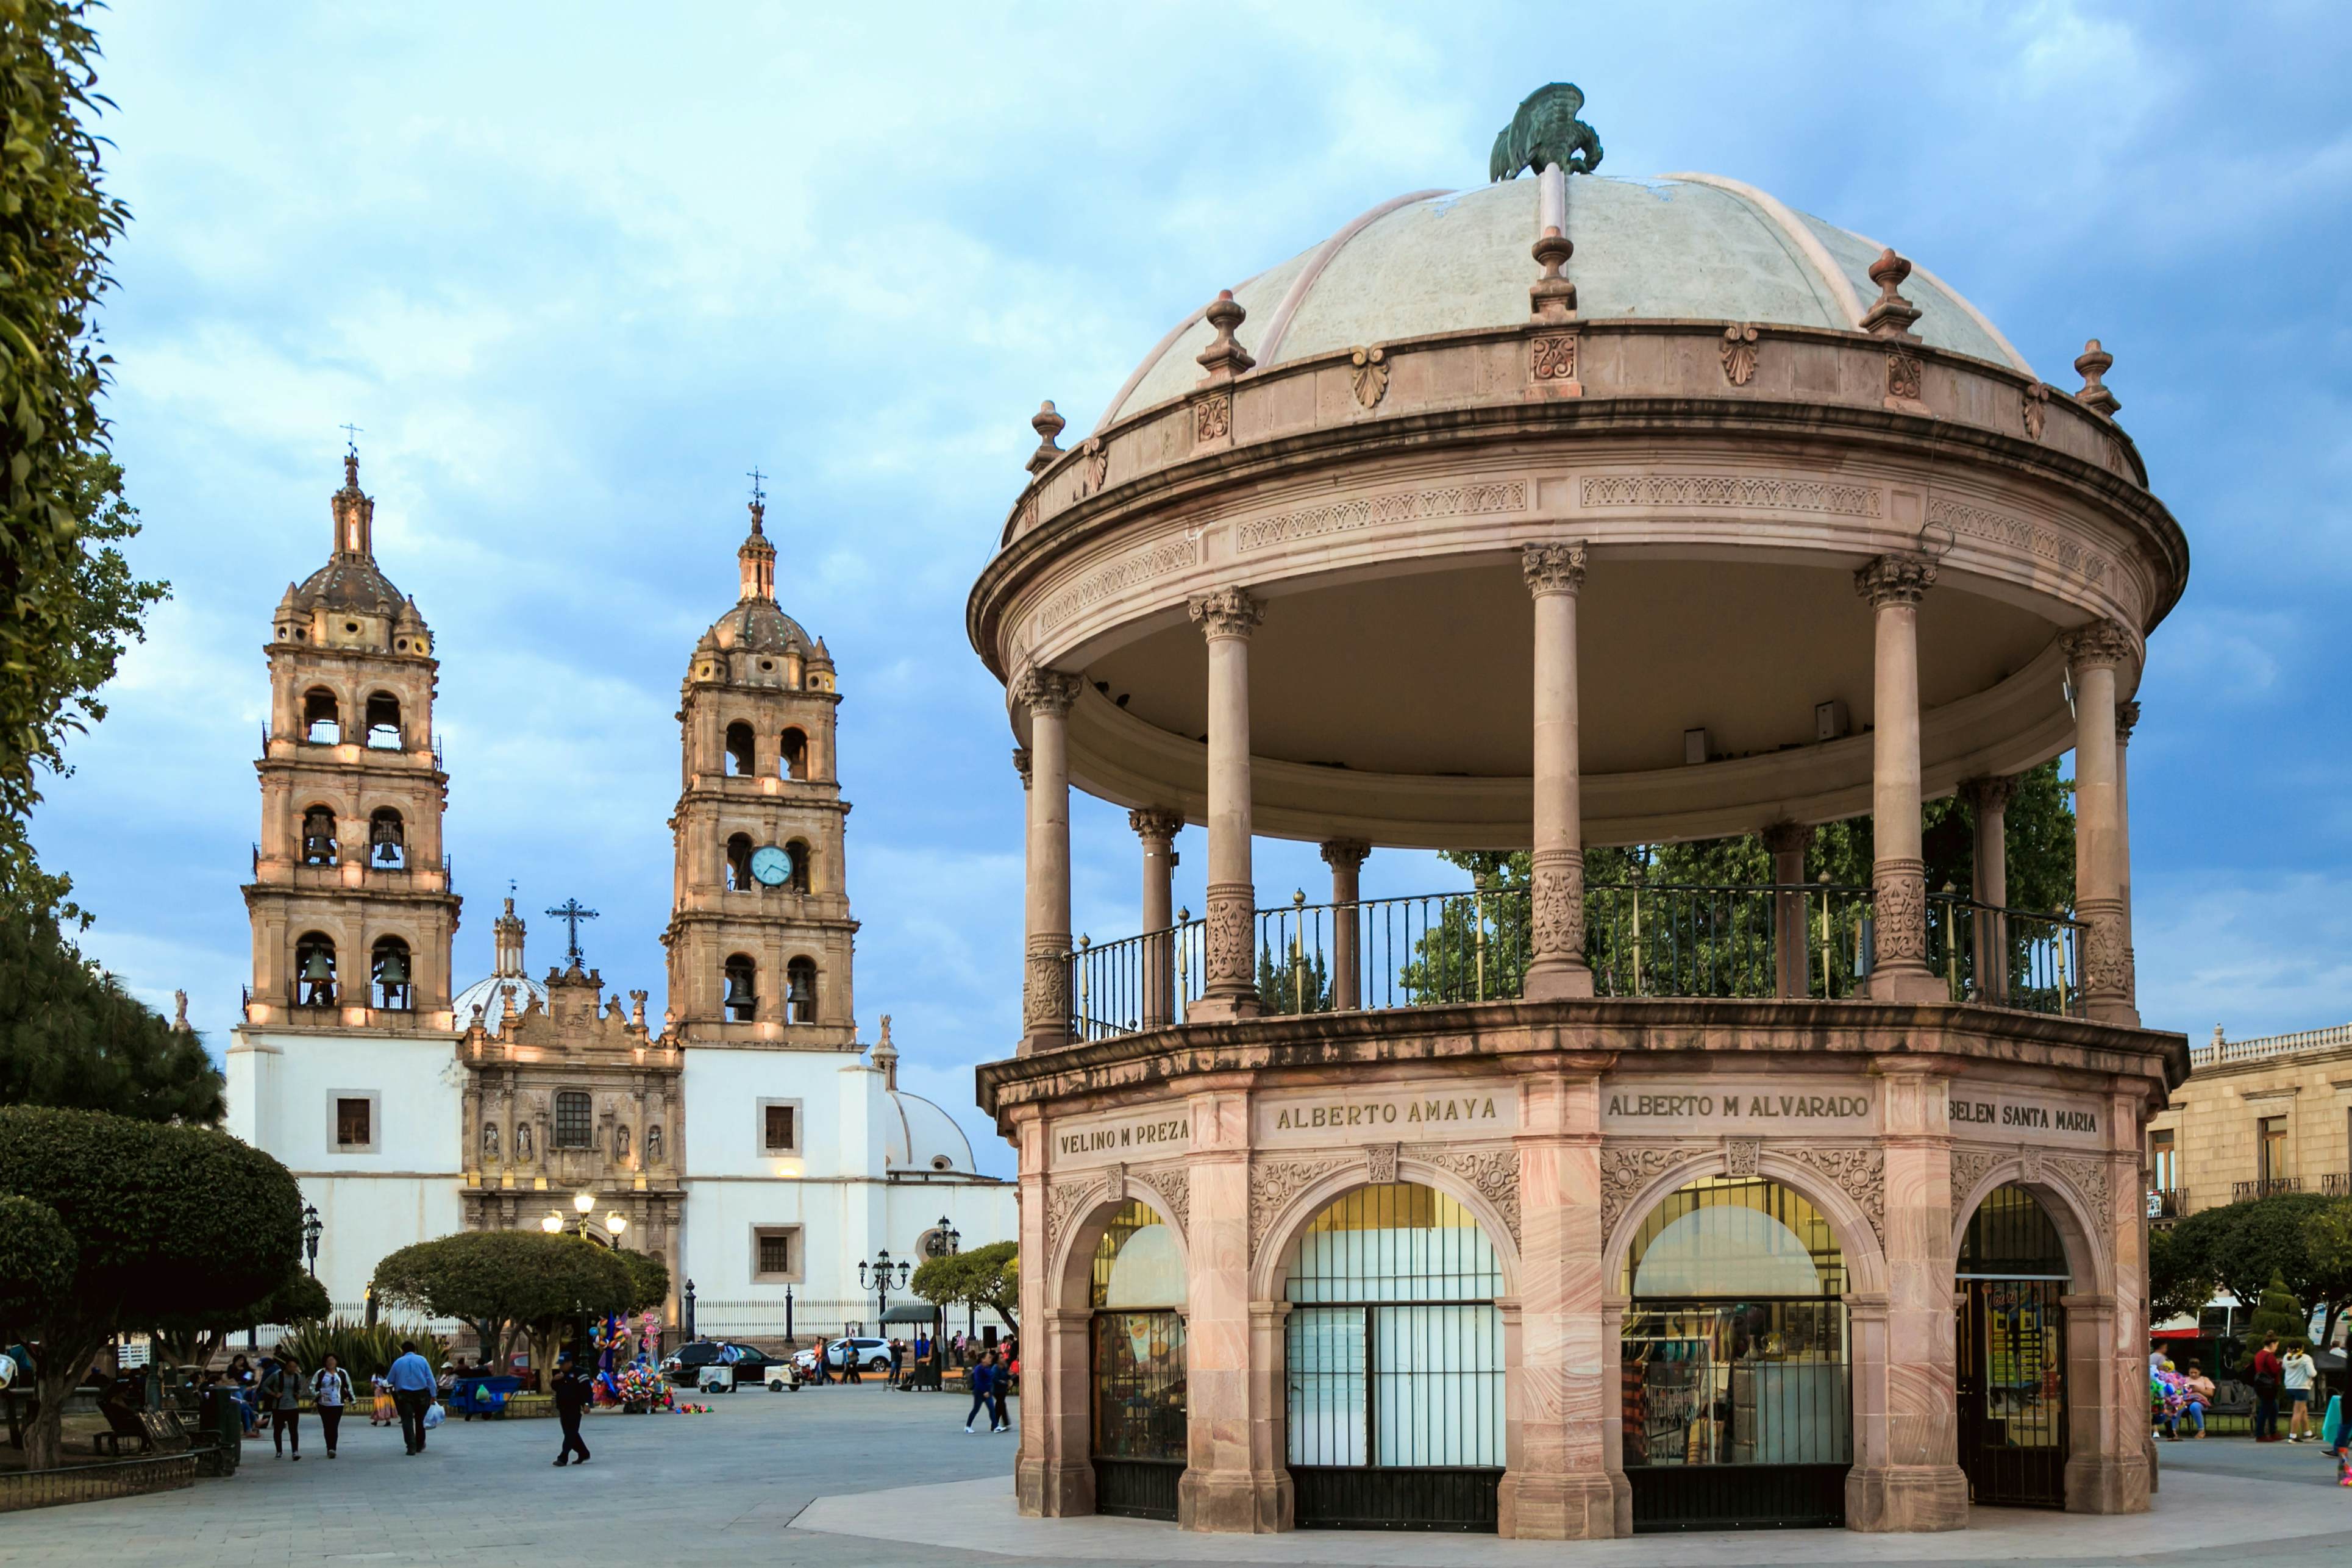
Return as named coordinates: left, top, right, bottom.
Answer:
left=2146, top=1188, right=2189, bottom=1221
left=1055, top=880, right=2087, bottom=1046
left=2233, top=1177, right=2304, bottom=1202
left=2325, top=1174, right=2352, bottom=1197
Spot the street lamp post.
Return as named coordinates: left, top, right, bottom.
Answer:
left=301, top=1202, right=322, bottom=1278
left=924, top=1216, right=959, bottom=1371
left=684, top=1279, right=697, bottom=1342
left=857, top=1249, right=910, bottom=1331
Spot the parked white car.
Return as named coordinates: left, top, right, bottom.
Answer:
left=793, top=1336, right=893, bottom=1374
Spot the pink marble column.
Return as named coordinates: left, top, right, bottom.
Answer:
left=2114, top=700, right=2139, bottom=990
left=1497, top=1065, right=1623, bottom=1538
left=1763, top=821, right=1813, bottom=999
left=1964, top=775, right=2017, bottom=1005
left=1131, top=808, right=1184, bottom=1028
left=1523, top=544, right=1594, bottom=999
left=1010, top=1110, right=1088, bottom=1514
left=1014, top=667, right=1083, bottom=1053
left=2063, top=1083, right=2154, bottom=1513
left=2063, top=622, right=2139, bottom=1027
left=1855, top=554, right=1942, bottom=1002
left=1188, top=588, right=1263, bottom=1023
left=1320, top=839, right=1369, bottom=1011
left=1845, top=1061, right=1967, bottom=1531
left=1178, top=1090, right=1287, bottom=1531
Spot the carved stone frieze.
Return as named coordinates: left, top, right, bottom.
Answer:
left=1366, top=1141, right=1399, bottom=1185
left=1423, top=1145, right=1522, bottom=1247
left=2050, top=1153, right=2114, bottom=1221
left=1137, top=1162, right=1190, bottom=1236
left=1036, top=533, right=1197, bottom=633
left=1720, top=323, right=1760, bottom=387
left=1238, top=480, right=1527, bottom=552
left=1789, top=1146, right=1887, bottom=1249
left=1600, top=1146, right=1694, bottom=1247
left=1581, top=474, right=1880, bottom=517
left=1530, top=849, right=1586, bottom=960
left=1192, top=390, right=1232, bottom=444
left=1250, top=1158, right=1345, bottom=1255
left=1872, top=857, right=1930, bottom=964
left=1951, top=1146, right=2003, bottom=1203
left=1349, top=345, right=1389, bottom=409
left=1530, top=332, right=1579, bottom=383
left=1725, top=1137, right=1761, bottom=1179
left=1928, top=496, right=2112, bottom=588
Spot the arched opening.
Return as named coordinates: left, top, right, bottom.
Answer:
left=371, top=936, right=413, bottom=1010
left=780, top=727, right=809, bottom=780
left=1090, top=1200, right=1188, bottom=1520
left=724, top=721, right=755, bottom=777
left=1622, top=1177, right=1851, bottom=1532
left=302, top=688, right=341, bottom=744
left=364, top=691, right=403, bottom=749
left=1282, top=1181, right=1504, bottom=1532
left=369, top=807, right=406, bottom=868
left=725, top=833, right=754, bottom=891
left=722, top=954, right=758, bottom=1022
left=785, top=956, right=818, bottom=1024
left=300, top=805, right=339, bottom=866
left=1956, top=1182, right=2071, bottom=1509
left=785, top=838, right=811, bottom=894
left=294, top=932, right=338, bottom=1007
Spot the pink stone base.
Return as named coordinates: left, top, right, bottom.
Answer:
left=2066, top=1453, right=2152, bottom=1514
left=1497, top=1470, right=1626, bottom=1539
left=1177, top=1469, right=1291, bottom=1533
left=1185, top=993, right=1262, bottom=1024
left=1868, top=964, right=1948, bottom=1003
left=1521, top=962, right=1595, bottom=1002
left=1845, top=1464, right=1969, bottom=1532
left=1017, top=1459, right=1093, bottom=1518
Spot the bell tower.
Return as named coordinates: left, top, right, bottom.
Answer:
left=242, top=449, right=461, bottom=1032
left=662, top=494, right=857, bottom=1047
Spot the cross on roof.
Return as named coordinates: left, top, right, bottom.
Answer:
left=747, top=466, right=766, bottom=507
left=544, top=899, right=599, bottom=966
left=340, top=422, right=363, bottom=455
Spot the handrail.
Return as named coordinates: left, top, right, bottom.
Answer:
left=2192, top=1022, right=2352, bottom=1069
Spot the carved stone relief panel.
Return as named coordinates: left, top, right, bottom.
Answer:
left=1249, top=1158, right=1345, bottom=1256
left=1787, top=1146, right=1887, bottom=1250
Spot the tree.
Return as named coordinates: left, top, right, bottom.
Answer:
left=2168, top=1192, right=2352, bottom=1347
left=1257, top=933, right=1331, bottom=1015
left=2247, top=1274, right=2309, bottom=1345
left=911, top=1240, right=1018, bottom=1335
left=2302, top=1198, right=2352, bottom=1350
left=0, top=1191, right=71, bottom=1333
left=371, top=1230, right=633, bottom=1374
left=2147, top=1222, right=2212, bottom=1328
left=0, top=1105, right=301, bottom=1468
left=0, top=895, right=221, bottom=1122
left=618, top=1247, right=669, bottom=1316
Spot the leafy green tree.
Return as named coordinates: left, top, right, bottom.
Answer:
left=1257, top=933, right=1331, bottom=1015
left=2247, top=1274, right=2309, bottom=1345
left=911, top=1239, right=1018, bottom=1335
left=2147, top=1221, right=2212, bottom=1328
left=618, top=1247, right=669, bottom=1316
left=2168, top=1192, right=2352, bottom=1347
left=0, top=1190, right=71, bottom=1333
left=371, top=1230, right=633, bottom=1374
left=0, top=1105, right=302, bottom=1468
left=2300, top=1199, right=2352, bottom=1350
left=0, top=896, right=221, bottom=1122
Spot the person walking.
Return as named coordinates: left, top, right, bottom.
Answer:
left=2285, top=1340, right=2319, bottom=1442
left=841, top=1341, right=862, bottom=1385
left=260, top=1355, right=303, bottom=1461
left=991, top=1347, right=1012, bottom=1434
left=964, top=1350, right=994, bottom=1434
left=2251, top=1335, right=2286, bottom=1443
left=387, top=1341, right=438, bottom=1455
left=889, top=1339, right=906, bottom=1387
left=551, top=1357, right=593, bottom=1467
left=309, top=1354, right=352, bottom=1458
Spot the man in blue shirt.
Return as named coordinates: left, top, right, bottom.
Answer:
left=386, top=1341, right=437, bottom=1455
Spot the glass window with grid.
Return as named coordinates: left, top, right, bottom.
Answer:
left=554, top=1091, right=593, bottom=1149
left=758, top=1231, right=792, bottom=1275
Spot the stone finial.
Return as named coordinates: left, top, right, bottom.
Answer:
left=629, top=989, right=648, bottom=1028
left=872, top=1014, right=898, bottom=1090
left=1860, top=248, right=1922, bottom=340
left=2073, top=339, right=2120, bottom=416
left=1026, top=401, right=1066, bottom=476
left=1196, top=291, right=1256, bottom=382
left=1530, top=226, right=1577, bottom=320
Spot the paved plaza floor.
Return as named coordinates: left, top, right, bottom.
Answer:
left=10, top=1393, right=2352, bottom=1568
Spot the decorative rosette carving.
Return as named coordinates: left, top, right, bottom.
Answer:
left=1720, top=323, right=1761, bottom=386
left=1725, top=1137, right=1761, bottom=1178
left=1192, top=391, right=1232, bottom=444
left=1886, top=348, right=1923, bottom=403
left=1530, top=333, right=1579, bottom=382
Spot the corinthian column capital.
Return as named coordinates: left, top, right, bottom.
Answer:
left=1187, top=586, right=1264, bottom=640
left=2060, top=619, right=2137, bottom=673
left=1520, top=541, right=1588, bottom=597
left=1128, top=807, right=1185, bottom=843
left=1961, top=774, right=2019, bottom=814
left=1319, top=838, right=1372, bottom=872
left=1854, top=551, right=1936, bottom=607
left=2115, top=698, right=2141, bottom=744
left=1011, top=664, right=1084, bottom=716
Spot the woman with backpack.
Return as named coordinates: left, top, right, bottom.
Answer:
left=2251, top=1335, right=2286, bottom=1442
left=310, top=1353, right=352, bottom=1458
left=260, top=1355, right=303, bottom=1460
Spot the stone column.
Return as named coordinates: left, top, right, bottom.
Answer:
left=1763, top=821, right=1813, bottom=999
left=1131, top=808, right=1184, bottom=1028
left=2063, top=622, right=2139, bottom=1027
left=2115, top=700, right=2138, bottom=973
left=1319, top=839, right=1369, bottom=1011
left=2063, top=1084, right=2154, bottom=1513
left=1178, top=1088, right=1288, bottom=1531
left=1498, top=1064, right=1622, bottom=1538
left=1845, top=1060, right=1968, bottom=1531
left=1014, top=667, right=1083, bottom=1053
left=1964, top=775, right=2017, bottom=1005
left=1855, top=554, right=1942, bottom=1002
left=1523, top=544, right=1594, bottom=999
left=1189, top=588, right=1263, bottom=1021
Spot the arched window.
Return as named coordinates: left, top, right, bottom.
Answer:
left=295, top=932, right=338, bottom=1007
left=301, top=806, right=339, bottom=866
left=1621, top=1177, right=1850, bottom=1529
left=725, top=833, right=754, bottom=891
left=302, top=688, right=341, bottom=744
left=780, top=727, right=808, bottom=780
left=369, top=807, right=405, bottom=868
left=371, top=936, right=413, bottom=1010
left=1282, top=1181, right=1505, bottom=1529
left=364, top=691, right=403, bottom=750
left=1090, top=1200, right=1186, bottom=1520
left=785, top=957, right=818, bottom=1024
left=786, top=838, right=811, bottom=894
left=723, top=953, right=758, bottom=1022
left=724, top=721, right=755, bottom=777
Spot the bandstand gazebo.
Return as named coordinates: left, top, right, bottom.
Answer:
left=969, top=86, right=2188, bottom=1541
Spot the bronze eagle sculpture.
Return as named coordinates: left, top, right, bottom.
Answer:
left=1490, top=82, right=1603, bottom=181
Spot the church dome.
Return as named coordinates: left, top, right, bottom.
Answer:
left=885, top=1088, right=977, bottom=1174
left=1099, top=171, right=2032, bottom=427
left=452, top=971, right=547, bottom=1035
left=706, top=597, right=813, bottom=655
left=294, top=555, right=407, bottom=615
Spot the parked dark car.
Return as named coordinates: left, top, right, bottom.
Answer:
left=660, top=1341, right=773, bottom=1386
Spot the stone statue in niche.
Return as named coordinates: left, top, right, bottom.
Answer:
left=482, top=1122, right=500, bottom=1162
left=516, top=1121, right=533, bottom=1160
left=645, top=1124, right=663, bottom=1164
left=615, top=1124, right=631, bottom=1164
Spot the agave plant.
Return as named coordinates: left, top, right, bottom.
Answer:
left=270, top=1318, right=450, bottom=1379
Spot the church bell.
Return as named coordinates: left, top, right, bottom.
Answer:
left=299, top=949, right=334, bottom=983
left=371, top=813, right=404, bottom=862
left=377, top=946, right=410, bottom=985
left=724, top=970, right=754, bottom=1009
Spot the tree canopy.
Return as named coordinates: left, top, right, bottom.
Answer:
left=372, top=1230, right=636, bottom=1370
left=911, top=1240, right=1019, bottom=1335
left=0, top=1191, right=71, bottom=1331
left=2165, top=1192, right=2352, bottom=1350
left=0, top=895, right=221, bottom=1122
left=0, top=1105, right=302, bottom=1466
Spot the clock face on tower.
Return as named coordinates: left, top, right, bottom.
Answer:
left=749, top=845, right=791, bottom=887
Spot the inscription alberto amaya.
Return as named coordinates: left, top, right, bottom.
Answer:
left=1272, top=1094, right=1502, bottom=1131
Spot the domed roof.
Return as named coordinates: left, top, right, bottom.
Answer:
left=453, top=971, right=549, bottom=1035
left=295, top=555, right=407, bottom=614
left=885, top=1088, right=977, bottom=1174
left=1101, top=171, right=2032, bottom=427
left=705, top=597, right=814, bottom=655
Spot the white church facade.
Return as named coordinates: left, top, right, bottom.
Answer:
left=227, top=454, right=1014, bottom=1342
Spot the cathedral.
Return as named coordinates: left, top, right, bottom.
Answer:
left=226, top=452, right=1014, bottom=1341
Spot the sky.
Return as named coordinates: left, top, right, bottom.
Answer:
left=33, top=2, right=2352, bottom=1177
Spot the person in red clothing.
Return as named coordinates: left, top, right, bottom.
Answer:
left=2250, top=1335, right=2286, bottom=1442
